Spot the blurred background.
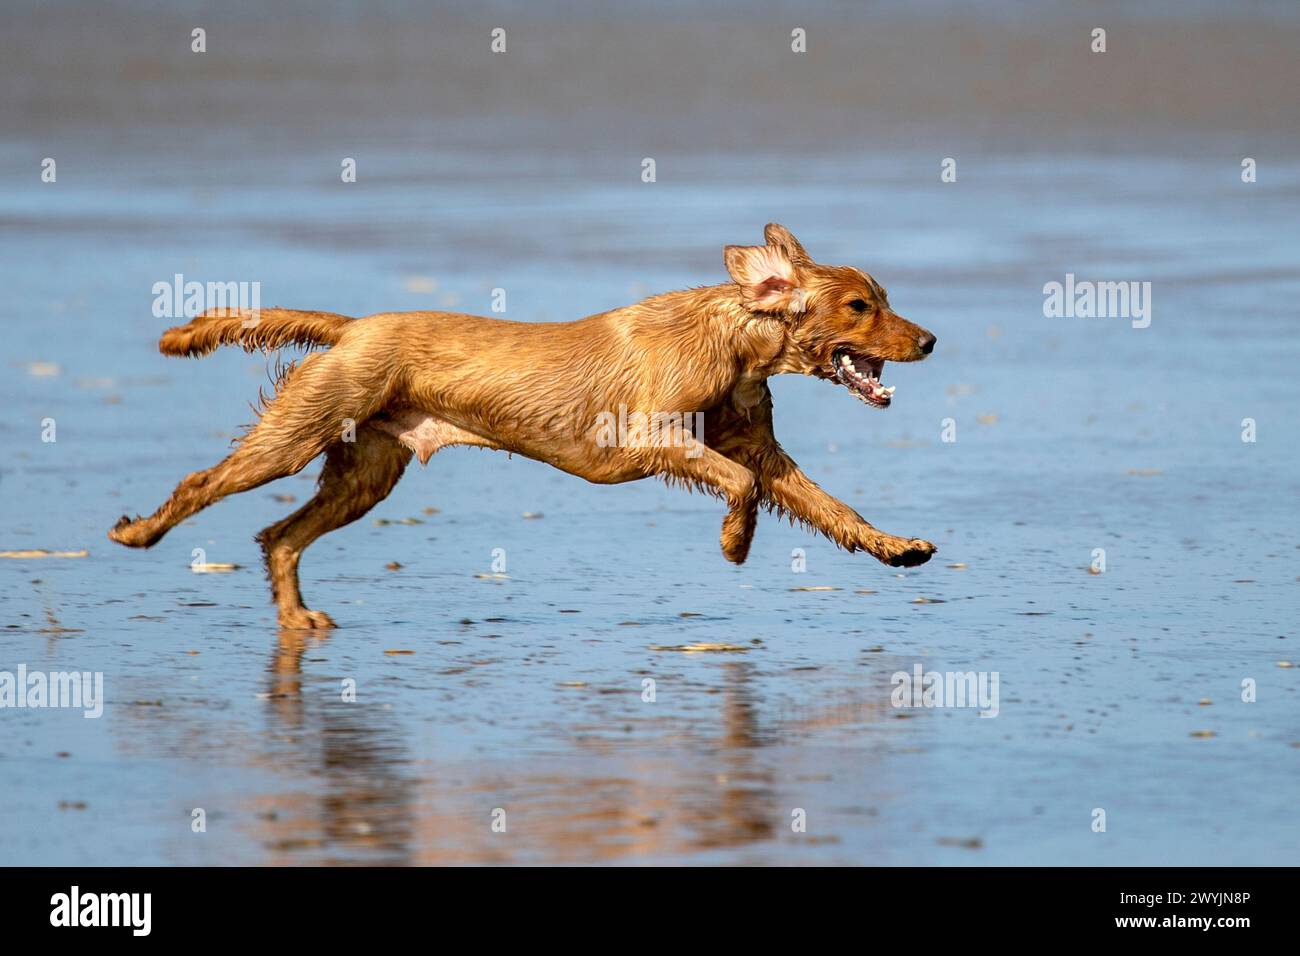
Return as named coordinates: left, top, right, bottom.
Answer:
left=1, top=0, right=1297, bottom=865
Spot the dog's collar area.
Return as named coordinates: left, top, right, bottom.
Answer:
left=831, top=348, right=894, bottom=408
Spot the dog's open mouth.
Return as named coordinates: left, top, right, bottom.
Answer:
left=831, top=349, right=894, bottom=408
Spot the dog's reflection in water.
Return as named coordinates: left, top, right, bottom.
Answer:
left=256, top=639, right=885, bottom=863
left=257, top=629, right=416, bottom=864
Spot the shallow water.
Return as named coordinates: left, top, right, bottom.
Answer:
left=2, top=1, right=1299, bottom=866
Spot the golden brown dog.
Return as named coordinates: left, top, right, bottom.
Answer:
left=109, top=224, right=937, bottom=628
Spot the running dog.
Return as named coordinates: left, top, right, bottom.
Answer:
left=110, top=224, right=937, bottom=628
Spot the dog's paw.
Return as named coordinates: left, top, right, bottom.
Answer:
left=720, top=537, right=752, bottom=565
left=719, top=512, right=756, bottom=564
left=879, top=538, right=936, bottom=568
left=107, top=514, right=154, bottom=548
left=278, top=607, right=337, bottom=630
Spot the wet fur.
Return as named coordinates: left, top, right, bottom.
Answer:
left=109, top=224, right=938, bottom=628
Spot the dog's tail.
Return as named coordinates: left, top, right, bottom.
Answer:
left=158, top=308, right=353, bottom=358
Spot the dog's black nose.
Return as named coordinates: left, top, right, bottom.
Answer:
left=919, top=333, right=936, bottom=355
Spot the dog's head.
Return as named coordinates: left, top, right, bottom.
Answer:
left=725, top=223, right=935, bottom=409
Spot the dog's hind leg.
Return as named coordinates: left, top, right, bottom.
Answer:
left=108, top=351, right=390, bottom=549
left=257, top=426, right=412, bottom=629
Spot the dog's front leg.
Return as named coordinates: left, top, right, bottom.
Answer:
left=720, top=495, right=760, bottom=564
left=646, top=439, right=759, bottom=565
left=759, top=450, right=935, bottom=567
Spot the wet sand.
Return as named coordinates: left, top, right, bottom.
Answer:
left=1, top=1, right=1298, bottom=865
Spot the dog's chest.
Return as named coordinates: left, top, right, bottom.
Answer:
left=729, top=374, right=770, bottom=413
left=730, top=320, right=784, bottom=406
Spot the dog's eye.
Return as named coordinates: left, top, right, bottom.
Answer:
left=848, top=299, right=871, bottom=314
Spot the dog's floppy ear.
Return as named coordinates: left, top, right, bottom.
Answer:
left=763, top=222, right=809, bottom=264
left=724, top=241, right=802, bottom=312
